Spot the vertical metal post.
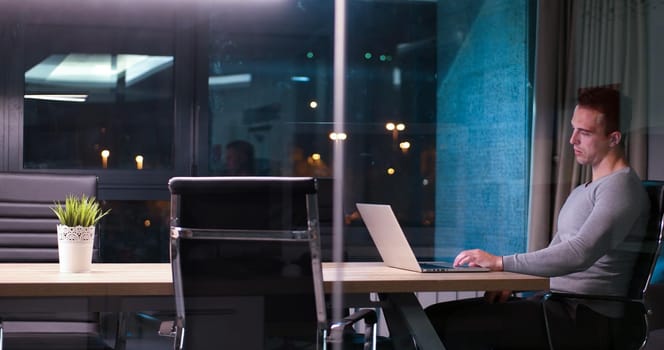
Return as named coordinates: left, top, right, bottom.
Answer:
left=331, top=0, right=347, bottom=349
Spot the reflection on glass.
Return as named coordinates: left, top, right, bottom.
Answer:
left=205, top=1, right=438, bottom=261
left=99, top=200, right=169, bottom=263
left=11, top=0, right=532, bottom=263
left=202, top=0, right=531, bottom=262
left=24, top=50, right=175, bottom=170
left=206, top=2, right=335, bottom=178
left=135, top=155, right=144, bottom=170
left=101, top=149, right=110, bottom=169
left=25, top=54, right=173, bottom=88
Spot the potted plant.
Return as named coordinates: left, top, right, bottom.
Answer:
left=51, top=194, right=110, bottom=273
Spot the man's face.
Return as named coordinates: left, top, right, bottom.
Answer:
left=225, top=148, right=242, bottom=172
left=569, top=106, right=616, bottom=166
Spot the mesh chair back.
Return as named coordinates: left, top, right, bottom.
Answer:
left=628, top=181, right=664, bottom=300
left=168, top=176, right=326, bottom=350
left=0, top=172, right=99, bottom=262
left=169, top=176, right=316, bottom=230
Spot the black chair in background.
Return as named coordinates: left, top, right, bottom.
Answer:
left=0, top=173, right=101, bottom=262
left=543, top=180, right=664, bottom=350
left=0, top=172, right=117, bottom=350
left=163, top=176, right=379, bottom=350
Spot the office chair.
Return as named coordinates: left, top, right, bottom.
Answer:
left=0, top=172, right=118, bottom=350
left=163, top=176, right=379, bottom=350
left=542, top=180, right=664, bottom=350
left=644, top=257, right=664, bottom=350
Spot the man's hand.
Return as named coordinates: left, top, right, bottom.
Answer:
left=453, top=249, right=503, bottom=271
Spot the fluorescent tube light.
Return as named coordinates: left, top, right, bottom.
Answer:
left=24, top=94, right=88, bottom=102
left=291, top=76, right=311, bottom=82
left=208, top=73, right=252, bottom=87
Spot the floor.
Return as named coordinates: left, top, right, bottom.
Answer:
left=645, top=330, right=664, bottom=350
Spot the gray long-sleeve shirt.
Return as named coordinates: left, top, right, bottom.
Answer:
left=503, top=167, right=649, bottom=316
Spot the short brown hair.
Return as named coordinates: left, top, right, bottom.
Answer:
left=577, top=87, right=620, bottom=134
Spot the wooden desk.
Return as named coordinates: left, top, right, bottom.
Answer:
left=0, top=263, right=172, bottom=297
left=0, top=262, right=548, bottom=350
left=0, top=262, right=548, bottom=296
left=323, top=261, right=548, bottom=292
left=324, top=262, right=548, bottom=350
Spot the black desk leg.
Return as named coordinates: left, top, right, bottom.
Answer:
left=379, top=293, right=447, bottom=350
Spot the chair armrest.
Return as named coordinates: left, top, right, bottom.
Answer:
left=544, top=292, right=643, bottom=304
left=544, top=291, right=636, bottom=303
left=543, top=291, right=646, bottom=313
left=327, top=309, right=377, bottom=343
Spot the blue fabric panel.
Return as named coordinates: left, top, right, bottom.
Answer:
left=652, top=254, right=664, bottom=284
left=435, top=0, right=530, bottom=260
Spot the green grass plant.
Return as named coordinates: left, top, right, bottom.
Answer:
left=50, top=194, right=111, bottom=227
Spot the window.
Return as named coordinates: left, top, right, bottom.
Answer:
left=22, top=25, right=175, bottom=170
left=3, top=0, right=533, bottom=262
left=15, top=7, right=181, bottom=262
left=205, top=2, right=334, bottom=178
left=203, top=0, right=532, bottom=261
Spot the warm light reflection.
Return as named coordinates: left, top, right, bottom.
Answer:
left=309, top=101, right=318, bottom=109
left=399, top=141, right=411, bottom=150
left=387, top=167, right=396, bottom=175
left=329, top=132, right=347, bottom=140
left=135, top=155, right=144, bottom=170
left=100, top=149, right=110, bottom=169
left=385, top=122, right=405, bottom=132
left=311, top=153, right=321, bottom=161
left=143, top=219, right=151, bottom=228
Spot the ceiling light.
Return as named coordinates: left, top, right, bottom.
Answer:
left=208, top=73, right=252, bottom=87
left=24, top=94, right=88, bottom=102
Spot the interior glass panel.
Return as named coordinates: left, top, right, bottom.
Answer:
left=22, top=26, right=174, bottom=170
left=204, top=0, right=444, bottom=261
left=99, top=199, right=169, bottom=263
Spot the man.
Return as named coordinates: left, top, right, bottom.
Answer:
left=224, top=140, right=255, bottom=175
left=425, top=87, right=650, bottom=349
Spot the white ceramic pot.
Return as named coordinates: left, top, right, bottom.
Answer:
left=57, top=224, right=95, bottom=273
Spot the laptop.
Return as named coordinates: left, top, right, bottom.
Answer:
left=356, top=203, right=490, bottom=273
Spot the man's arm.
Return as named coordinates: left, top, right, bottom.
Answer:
left=504, top=171, right=646, bottom=277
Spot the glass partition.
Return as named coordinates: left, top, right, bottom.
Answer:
left=100, top=199, right=170, bottom=263
left=11, top=0, right=533, bottom=263
left=23, top=26, right=174, bottom=170
left=204, top=0, right=532, bottom=261
left=204, top=0, right=443, bottom=261
left=205, top=1, right=334, bottom=178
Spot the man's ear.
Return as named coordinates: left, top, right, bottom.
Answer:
left=609, top=131, right=622, bottom=146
